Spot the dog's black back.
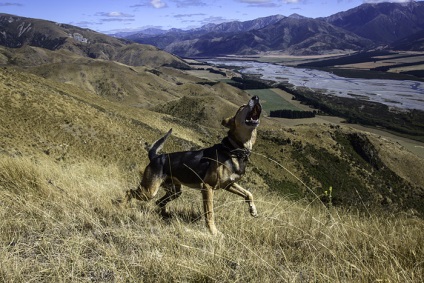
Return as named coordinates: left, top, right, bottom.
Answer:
left=150, top=140, right=248, bottom=187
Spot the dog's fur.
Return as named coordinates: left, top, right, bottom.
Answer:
left=126, top=96, right=262, bottom=235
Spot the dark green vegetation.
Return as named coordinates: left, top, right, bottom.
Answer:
left=244, top=88, right=315, bottom=119
left=246, top=88, right=300, bottom=114
left=298, top=50, right=399, bottom=67
left=325, top=67, right=424, bottom=81
left=269, top=109, right=316, bottom=119
left=227, top=76, right=270, bottom=89
left=256, top=127, right=424, bottom=216
left=277, top=83, right=424, bottom=142
left=298, top=50, right=424, bottom=81
left=295, top=131, right=424, bottom=215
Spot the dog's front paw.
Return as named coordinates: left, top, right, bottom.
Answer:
left=210, top=227, right=219, bottom=236
left=249, top=205, right=258, bottom=217
left=206, top=223, right=219, bottom=235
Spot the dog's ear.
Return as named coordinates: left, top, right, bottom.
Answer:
left=221, top=117, right=234, bottom=128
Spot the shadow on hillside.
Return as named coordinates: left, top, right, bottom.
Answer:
left=159, top=207, right=203, bottom=224
left=111, top=194, right=203, bottom=224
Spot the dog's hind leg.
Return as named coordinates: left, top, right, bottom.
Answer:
left=156, top=182, right=182, bottom=208
left=225, top=183, right=258, bottom=217
left=201, top=184, right=218, bottom=235
left=126, top=165, right=163, bottom=202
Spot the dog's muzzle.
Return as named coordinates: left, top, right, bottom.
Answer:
left=245, top=96, right=262, bottom=126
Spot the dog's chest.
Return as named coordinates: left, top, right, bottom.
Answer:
left=222, top=154, right=249, bottom=182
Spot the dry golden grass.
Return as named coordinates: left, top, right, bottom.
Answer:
left=1, top=155, right=423, bottom=282
left=1, top=60, right=424, bottom=282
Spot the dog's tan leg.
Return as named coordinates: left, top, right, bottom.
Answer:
left=201, top=184, right=218, bottom=235
left=225, top=183, right=258, bottom=217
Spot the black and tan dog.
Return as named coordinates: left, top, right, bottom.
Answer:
left=126, top=96, right=262, bottom=235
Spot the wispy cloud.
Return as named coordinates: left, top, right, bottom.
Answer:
left=0, top=2, right=23, bottom=6
left=200, top=16, right=237, bottom=25
left=100, top=18, right=136, bottom=23
left=236, top=0, right=279, bottom=8
left=174, top=13, right=206, bottom=18
left=73, top=20, right=102, bottom=28
left=171, top=0, right=207, bottom=8
left=130, top=0, right=167, bottom=9
left=93, top=11, right=135, bottom=25
left=95, top=12, right=134, bottom=18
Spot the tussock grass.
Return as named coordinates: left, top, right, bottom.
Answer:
left=1, top=155, right=422, bottom=282
left=1, top=59, right=423, bottom=282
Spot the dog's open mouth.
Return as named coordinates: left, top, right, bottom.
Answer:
left=245, top=97, right=262, bottom=126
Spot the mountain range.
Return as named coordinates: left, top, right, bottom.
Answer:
left=124, top=1, right=424, bottom=57
left=0, top=13, right=189, bottom=69
left=2, top=2, right=423, bottom=59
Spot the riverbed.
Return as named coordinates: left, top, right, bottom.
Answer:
left=208, top=60, right=424, bottom=111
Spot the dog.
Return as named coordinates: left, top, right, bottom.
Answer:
left=126, top=95, right=262, bottom=235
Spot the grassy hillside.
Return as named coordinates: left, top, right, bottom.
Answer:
left=1, top=62, right=424, bottom=281
left=2, top=155, right=423, bottom=282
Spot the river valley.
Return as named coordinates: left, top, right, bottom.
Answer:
left=208, top=60, right=424, bottom=111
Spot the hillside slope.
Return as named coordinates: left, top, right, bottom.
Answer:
left=390, top=29, right=424, bottom=51
left=324, top=1, right=424, bottom=44
left=1, top=62, right=423, bottom=215
left=1, top=65, right=424, bottom=282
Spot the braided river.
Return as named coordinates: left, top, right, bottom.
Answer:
left=209, top=60, right=424, bottom=111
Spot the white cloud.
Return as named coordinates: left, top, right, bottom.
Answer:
left=96, top=12, right=134, bottom=18
left=93, top=11, right=135, bottom=25
left=151, top=0, right=167, bottom=8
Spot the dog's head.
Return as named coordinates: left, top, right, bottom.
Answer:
left=222, top=96, right=261, bottom=148
left=222, top=96, right=262, bottom=130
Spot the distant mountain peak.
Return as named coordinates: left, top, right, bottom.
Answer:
left=288, top=13, right=308, bottom=19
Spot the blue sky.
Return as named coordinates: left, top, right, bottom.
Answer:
left=0, top=0, right=416, bottom=33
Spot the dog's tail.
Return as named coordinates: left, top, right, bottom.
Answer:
left=148, top=128, right=172, bottom=160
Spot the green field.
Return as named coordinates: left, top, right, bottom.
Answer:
left=246, top=88, right=300, bottom=115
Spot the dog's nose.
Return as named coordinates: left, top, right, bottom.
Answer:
left=249, top=96, right=259, bottom=107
